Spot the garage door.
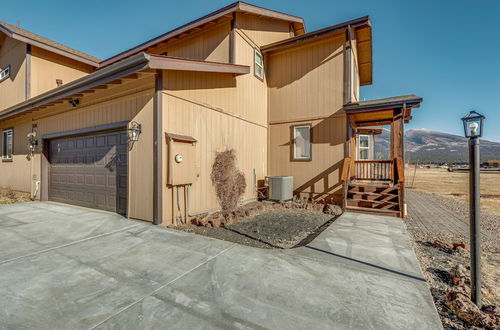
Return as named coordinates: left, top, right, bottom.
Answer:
left=48, top=130, right=128, bottom=214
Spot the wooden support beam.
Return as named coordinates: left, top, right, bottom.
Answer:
left=122, top=73, right=139, bottom=80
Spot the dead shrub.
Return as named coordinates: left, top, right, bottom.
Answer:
left=211, top=149, right=246, bottom=213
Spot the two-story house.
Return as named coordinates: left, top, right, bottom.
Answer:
left=0, top=2, right=422, bottom=225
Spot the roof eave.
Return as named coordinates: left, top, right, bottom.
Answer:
left=344, top=96, right=423, bottom=113
left=0, top=53, right=250, bottom=121
left=0, top=25, right=100, bottom=67
left=261, top=16, right=370, bottom=54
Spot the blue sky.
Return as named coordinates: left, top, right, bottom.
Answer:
left=3, top=0, right=500, bottom=141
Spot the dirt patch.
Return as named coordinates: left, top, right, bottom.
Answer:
left=177, top=208, right=337, bottom=249
left=0, top=188, right=30, bottom=204
left=405, top=191, right=500, bottom=329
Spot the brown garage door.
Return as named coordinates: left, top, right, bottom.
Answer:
left=48, top=130, right=128, bottom=214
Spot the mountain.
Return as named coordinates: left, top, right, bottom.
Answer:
left=373, top=129, right=500, bottom=163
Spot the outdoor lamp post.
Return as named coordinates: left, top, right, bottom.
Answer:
left=461, top=110, right=485, bottom=308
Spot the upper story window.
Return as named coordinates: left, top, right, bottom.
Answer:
left=254, top=49, right=264, bottom=80
left=358, top=134, right=370, bottom=160
left=0, top=65, right=10, bottom=83
left=293, top=124, right=311, bottom=160
left=2, top=129, right=13, bottom=161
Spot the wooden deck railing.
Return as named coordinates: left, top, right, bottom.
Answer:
left=354, top=160, right=392, bottom=181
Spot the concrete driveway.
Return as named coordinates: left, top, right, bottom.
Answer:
left=0, top=202, right=442, bottom=330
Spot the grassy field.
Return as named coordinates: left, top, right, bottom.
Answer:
left=405, top=168, right=500, bottom=217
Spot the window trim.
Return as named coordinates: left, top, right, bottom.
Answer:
left=2, top=128, right=14, bottom=162
left=358, top=134, right=370, bottom=160
left=292, top=124, right=312, bottom=161
left=254, top=48, right=264, bottom=81
left=0, top=65, right=10, bottom=83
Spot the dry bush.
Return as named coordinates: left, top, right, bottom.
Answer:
left=211, top=149, right=246, bottom=213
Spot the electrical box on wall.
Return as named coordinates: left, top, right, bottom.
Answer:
left=166, top=133, right=198, bottom=186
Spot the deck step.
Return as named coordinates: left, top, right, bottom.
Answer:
left=348, top=192, right=398, bottom=200
left=347, top=198, right=398, bottom=206
left=348, top=185, right=398, bottom=194
left=345, top=206, right=401, bottom=217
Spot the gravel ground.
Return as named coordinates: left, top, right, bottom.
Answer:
left=177, top=209, right=336, bottom=249
left=405, top=190, right=499, bottom=329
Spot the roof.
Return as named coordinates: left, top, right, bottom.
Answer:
left=99, top=1, right=305, bottom=68
left=344, top=95, right=423, bottom=113
left=261, top=16, right=369, bottom=53
left=0, top=21, right=100, bottom=67
left=261, top=16, right=372, bottom=85
left=0, top=53, right=249, bottom=121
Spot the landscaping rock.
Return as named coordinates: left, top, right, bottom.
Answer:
left=450, top=264, right=467, bottom=286
left=312, top=203, right=325, bottom=212
left=453, top=242, right=466, bottom=250
left=432, top=240, right=444, bottom=249
left=209, top=217, right=222, bottom=228
left=445, top=290, right=499, bottom=329
left=324, top=204, right=342, bottom=216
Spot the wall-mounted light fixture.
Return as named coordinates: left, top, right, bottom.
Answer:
left=26, top=131, right=38, bottom=160
left=127, top=121, right=142, bottom=150
left=69, top=99, right=80, bottom=108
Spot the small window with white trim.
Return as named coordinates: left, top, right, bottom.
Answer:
left=293, top=124, right=311, bottom=160
left=2, top=129, right=13, bottom=161
left=0, top=65, right=10, bottom=83
left=254, top=49, right=264, bottom=80
left=358, top=134, right=369, bottom=160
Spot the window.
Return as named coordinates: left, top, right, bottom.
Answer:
left=359, top=135, right=369, bottom=160
left=254, top=49, right=264, bottom=80
left=293, top=125, right=311, bottom=160
left=0, top=65, right=10, bottom=83
left=2, top=129, right=13, bottom=161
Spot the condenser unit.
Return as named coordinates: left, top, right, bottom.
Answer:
left=266, top=176, right=293, bottom=201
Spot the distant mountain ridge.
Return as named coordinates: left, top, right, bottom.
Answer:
left=373, top=129, right=500, bottom=163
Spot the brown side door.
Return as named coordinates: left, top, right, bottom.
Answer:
left=48, top=130, right=128, bottom=214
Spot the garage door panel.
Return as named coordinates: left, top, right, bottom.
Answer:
left=49, top=129, right=128, bottom=214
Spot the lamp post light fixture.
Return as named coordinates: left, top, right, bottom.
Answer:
left=127, top=121, right=142, bottom=150
left=461, top=110, right=485, bottom=308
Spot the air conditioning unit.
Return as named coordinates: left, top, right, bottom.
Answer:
left=266, top=176, right=293, bottom=201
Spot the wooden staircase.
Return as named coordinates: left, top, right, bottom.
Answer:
left=341, top=157, right=405, bottom=218
left=345, top=182, right=402, bottom=217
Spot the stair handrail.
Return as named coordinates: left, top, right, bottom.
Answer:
left=341, top=157, right=350, bottom=182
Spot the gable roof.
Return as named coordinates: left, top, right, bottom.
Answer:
left=0, top=21, right=100, bottom=67
left=261, top=16, right=372, bottom=86
left=99, top=1, right=305, bottom=68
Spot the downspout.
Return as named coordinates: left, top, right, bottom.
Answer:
left=186, top=168, right=257, bottom=217
left=229, top=13, right=236, bottom=64
left=345, top=25, right=353, bottom=105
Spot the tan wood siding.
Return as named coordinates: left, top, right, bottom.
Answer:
left=0, top=37, right=27, bottom=110
left=161, top=70, right=268, bottom=225
left=267, top=34, right=347, bottom=203
left=30, top=46, right=94, bottom=97
left=236, top=13, right=292, bottom=46
left=0, top=118, right=32, bottom=192
left=150, top=21, right=231, bottom=63
left=0, top=77, right=155, bottom=222
left=268, top=34, right=346, bottom=123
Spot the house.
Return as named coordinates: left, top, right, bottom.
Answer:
left=0, top=2, right=422, bottom=224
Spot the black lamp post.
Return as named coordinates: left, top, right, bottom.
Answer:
left=461, top=110, right=485, bottom=308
